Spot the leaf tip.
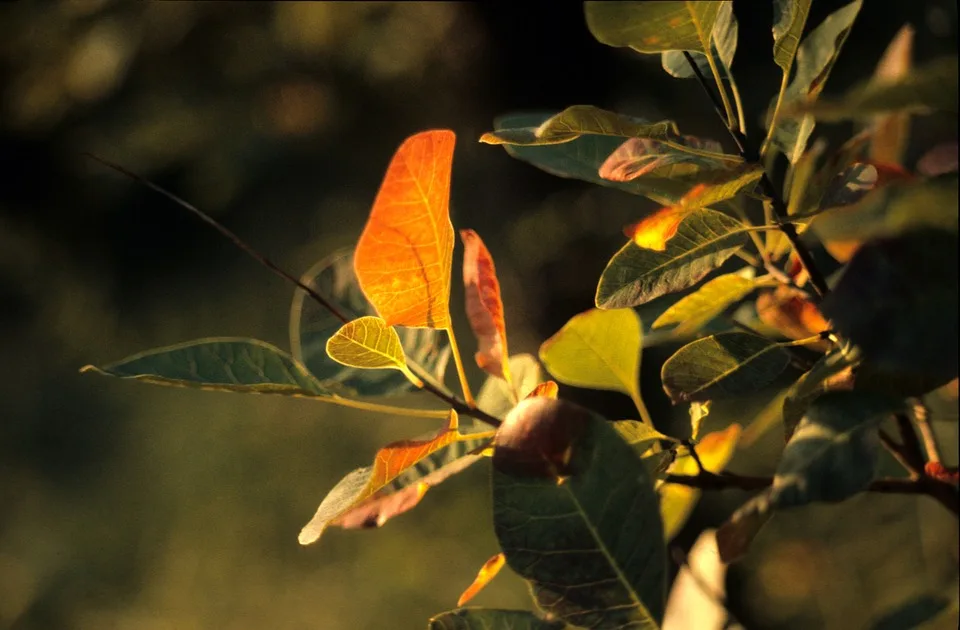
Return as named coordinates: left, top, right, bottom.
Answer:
left=478, top=132, right=502, bottom=145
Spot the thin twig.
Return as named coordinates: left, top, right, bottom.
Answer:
left=86, top=153, right=503, bottom=429
left=911, top=400, right=942, bottom=464
left=682, top=440, right=705, bottom=474
left=681, top=53, right=830, bottom=300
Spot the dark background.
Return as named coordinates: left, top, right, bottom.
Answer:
left=1, top=2, right=957, bottom=628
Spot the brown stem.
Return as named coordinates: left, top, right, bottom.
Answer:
left=681, top=53, right=830, bottom=300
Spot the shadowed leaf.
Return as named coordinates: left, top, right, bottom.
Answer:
left=460, top=229, right=511, bottom=382
left=354, top=130, right=456, bottom=329
left=661, top=333, right=792, bottom=404
left=477, top=354, right=545, bottom=419
left=585, top=1, right=722, bottom=55
left=917, top=142, right=959, bottom=177
left=614, top=420, right=679, bottom=454
left=480, top=105, right=678, bottom=146
left=428, top=609, right=566, bottom=630
left=493, top=397, right=666, bottom=628
left=81, top=338, right=330, bottom=397
left=662, top=1, right=737, bottom=80
left=660, top=425, right=741, bottom=540
left=539, top=308, right=645, bottom=410
left=652, top=272, right=762, bottom=335
left=298, top=411, right=494, bottom=545
left=290, top=248, right=449, bottom=397
left=598, top=136, right=735, bottom=183
left=325, top=316, right=421, bottom=386
left=457, top=553, right=507, bottom=606
left=596, top=210, right=748, bottom=309
left=868, top=25, right=915, bottom=165
left=782, top=351, right=857, bottom=441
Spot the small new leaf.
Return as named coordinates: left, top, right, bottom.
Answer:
left=457, top=553, right=507, bottom=606
left=326, top=316, right=422, bottom=387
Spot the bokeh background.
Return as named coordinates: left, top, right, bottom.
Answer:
left=1, top=1, right=957, bottom=629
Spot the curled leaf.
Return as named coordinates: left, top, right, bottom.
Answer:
left=526, top=381, right=558, bottom=399
left=354, top=130, right=456, bottom=329
left=460, top=229, right=511, bottom=383
left=325, top=316, right=422, bottom=386
left=457, top=553, right=507, bottom=606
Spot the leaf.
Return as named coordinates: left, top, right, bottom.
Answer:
left=688, top=401, right=711, bottom=441
left=493, top=397, right=666, bottom=628
left=81, top=337, right=329, bottom=397
left=354, top=129, right=456, bottom=329
left=613, top=419, right=678, bottom=454
left=868, top=25, right=915, bottom=166
left=660, top=425, right=741, bottom=540
left=662, top=530, right=730, bottom=630
left=917, top=141, right=959, bottom=177
left=661, top=333, right=792, bottom=404
left=290, top=248, right=450, bottom=397
left=662, top=1, right=737, bottom=79
left=325, top=316, right=421, bottom=386
left=755, top=285, right=830, bottom=348
left=652, top=272, right=761, bottom=335
left=527, top=381, right=559, bottom=399
left=585, top=1, right=722, bottom=55
left=336, top=432, right=493, bottom=531
left=772, top=0, right=811, bottom=72
left=789, top=56, right=959, bottom=120
left=539, top=308, right=644, bottom=409
left=298, top=411, right=494, bottom=545
left=781, top=350, right=857, bottom=441
left=871, top=596, right=953, bottom=630
left=456, top=553, right=507, bottom=606
left=821, top=230, right=959, bottom=391
left=480, top=105, right=679, bottom=147
left=813, top=175, right=959, bottom=245
left=428, top=609, right=567, bottom=630
left=598, top=136, right=735, bottom=183
left=460, top=229, right=511, bottom=382
left=769, top=0, right=863, bottom=162
left=476, top=354, right=545, bottom=419
left=597, top=210, right=748, bottom=309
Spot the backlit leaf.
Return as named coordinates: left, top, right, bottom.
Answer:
left=769, top=0, right=862, bottom=162
left=539, top=308, right=644, bottom=410
left=585, top=1, right=722, bottom=54
left=298, top=411, right=494, bottom=545
left=662, top=1, right=737, bottom=80
left=598, top=136, right=733, bottom=183
left=614, top=419, right=678, bottom=454
left=527, top=381, right=559, bottom=399
left=772, top=0, right=811, bottom=72
left=428, top=609, right=566, bottom=630
left=354, top=130, right=456, bottom=329
left=460, top=229, right=511, bottom=382
left=456, top=553, right=507, bottom=606
left=596, top=210, right=749, bottom=309
left=81, top=337, right=330, bottom=397
left=477, top=354, right=545, bottom=419
left=325, top=316, right=421, bottom=386
left=662, top=530, right=731, bottom=630
left=480, top=105, right=679, bottom=147
left=493, top=397, right=666, bottom=628
left=756, top=285, right=830, bottom=349
left=788, top=56, right=959, bottom=120
left=290, top=248, right=450, bottom=397
left=661, top=333, right=792, bottom=404
left=652, top=272, right=762, bottom=335
left=660, top=425, right=741, bottom=541
left=868, top=25, right=915, bottom=165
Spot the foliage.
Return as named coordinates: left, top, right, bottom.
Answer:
left=84, top=1, right=958, bottom=628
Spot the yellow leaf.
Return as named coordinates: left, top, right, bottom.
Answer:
left=325, top=316, right=422, bottom=387
left=457, top=552, right=507, bottom=606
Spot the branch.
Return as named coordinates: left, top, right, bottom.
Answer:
left=681, top=53, right=830, bottom=300
left=663, top=470, right=959, bottom=516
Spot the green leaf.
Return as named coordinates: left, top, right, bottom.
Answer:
left=480, top=105, right=679, bottom=147
left=813, top=175, right=959, bottom=243
left=781, top=350, right=857, bottom=441
left=661, top=333, right=792, bottom=404
left=493, top=397, right=665, bottom=629
left=428, top=609, right=567, bottom=630
left=596, top=210, right=748, bottom=309
left=613, top=420, right=678, bottom=454
left=325, top=316, right=420, bottom=386
left=539, top=308, right=644, bottom=408
left=772, top=0, right=811, bottom=72
left=600, top=142, right=753, bottom=189
left=821, top=230, right=959, bottom=392
left=585, top=1, right=722, bottom=54
left=870, top=597, right=953, bottom=630
left=662, top=1, right=737, bottom=79
left=790, top=56, right=960, bottom=120
left=769, top=0, right=863, bottom=162
left=81, top=337, right=329, bottom=397
left=651, top=272, right=762, bottom=335
left=290, top=248, right=449, bottom=397
left=476, top=353, right=544, bottom=420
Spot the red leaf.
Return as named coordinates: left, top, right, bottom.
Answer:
left=457, top=552, right=507, bottom=606
left=460, top=229, right=511, bottom=382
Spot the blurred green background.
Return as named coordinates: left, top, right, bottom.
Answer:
left=1, top=2, right=957, bottom=629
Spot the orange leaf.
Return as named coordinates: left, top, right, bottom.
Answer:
left=526, top=380, right=559, bottom=399
left=623, top=184, right=711, bottom=251
left=457, top=552, right=507, bottom=606
left=460, top=229, right=511, bottom=382
left=756, top=286, right=830, bottom=351
left=354, top=130, right=456, bottom=328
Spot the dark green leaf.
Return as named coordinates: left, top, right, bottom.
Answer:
left=870, top=596, right=953, bottom=630
left=596, top=210, right=748, bottom=309
left=81, top=338, right=329, bottom=397
left=821, top=230, right=959, bottom=391
left=493, top=398, right=665, bottom=629
left=790, top=55, right=959, bottom=120
left=661, top=333, right=792, bottom=404
left=585, top=1, right=722, bottom=54
left=428, top=609, right=567, bottom=630
left=782, top=350, right=857, bottom=441
left=290, top=249, right=450, bottom=397
left=662, top=1, right=737, bottom=79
